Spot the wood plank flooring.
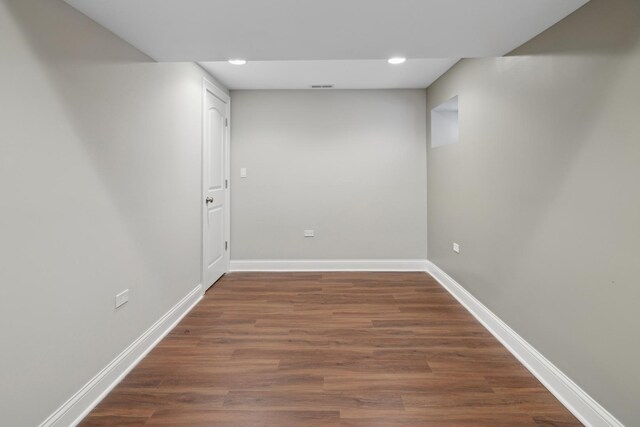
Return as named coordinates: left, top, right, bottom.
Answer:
left=81, top=272, right=582, bottom=426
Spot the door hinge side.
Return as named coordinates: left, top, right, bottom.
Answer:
left=225, top=241, right=228, bottom=251
left=225, top=179, right=228, bottom=189
left=225, top=118, right=228, bottom=127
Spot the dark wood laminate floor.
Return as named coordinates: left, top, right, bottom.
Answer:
left=81, top=272, right=582, bottom=426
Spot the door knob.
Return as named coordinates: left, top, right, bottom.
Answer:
left=206, top=197, right=214, bottom=204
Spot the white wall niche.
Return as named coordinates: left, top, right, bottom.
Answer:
left=431, top=96, right=459, bottom=148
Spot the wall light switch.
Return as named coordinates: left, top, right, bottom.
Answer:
left=453, top=243, right=460, bottom=254
left=304, top=230, right=315, bottom=237
left=115, top=289, right=129, bottom=308
left=240, top=168, right=247, bottom=178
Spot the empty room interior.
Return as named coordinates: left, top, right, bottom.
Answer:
left=2, top=0, right=639, bottom=426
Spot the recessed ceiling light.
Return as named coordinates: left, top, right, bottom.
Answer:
left=388, top=57, right=406, bottom=65
left=228, top=59, right=247, bottom=65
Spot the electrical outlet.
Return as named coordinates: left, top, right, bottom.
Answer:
left=304, top=229, right=315, bottom=237
left=115, top=289, right=129, bottom=308
left=453, top=243, right=460, bottom=254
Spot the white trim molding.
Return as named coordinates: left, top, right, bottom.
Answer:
left=230, top=259, right=429, bottom=272
left=40, top=284, right=204, bottom=427
left=425, top=261, right=623, bottom=427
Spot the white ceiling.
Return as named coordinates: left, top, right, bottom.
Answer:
left=65, top=0, right=589, bottom=89
left=199, top=59, right=460, bottom=90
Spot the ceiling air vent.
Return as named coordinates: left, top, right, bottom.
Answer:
left=311, top=85, right=334, bottom=89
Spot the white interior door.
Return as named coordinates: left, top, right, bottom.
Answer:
left=203, top=81, right=229, bottom=289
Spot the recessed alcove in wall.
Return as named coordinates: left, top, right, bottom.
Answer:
left=431, top=96, right=459, bottom=147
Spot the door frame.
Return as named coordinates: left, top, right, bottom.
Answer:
left=201, top=78, right=231, bottom=290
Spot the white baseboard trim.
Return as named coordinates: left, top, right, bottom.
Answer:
left=425, top=261, right=622, bottom=427
left=230, top=259, right=429, bottom=272
left=39, top=284, right=204, bottom=427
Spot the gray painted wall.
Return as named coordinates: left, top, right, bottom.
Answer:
left=0, top=0, right=224, bottom=424
left=426, top=0, right=640, bottom=423
left=230, top=89, right=428, bottom=260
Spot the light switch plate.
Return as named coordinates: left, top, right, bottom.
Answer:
left=304, top=230, right=315, bottom=237
left=115, top=289, right=129, bottom=308
left=453, top=243, right=460, bottom=254
left=240, top=168, right=247, bottom=178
